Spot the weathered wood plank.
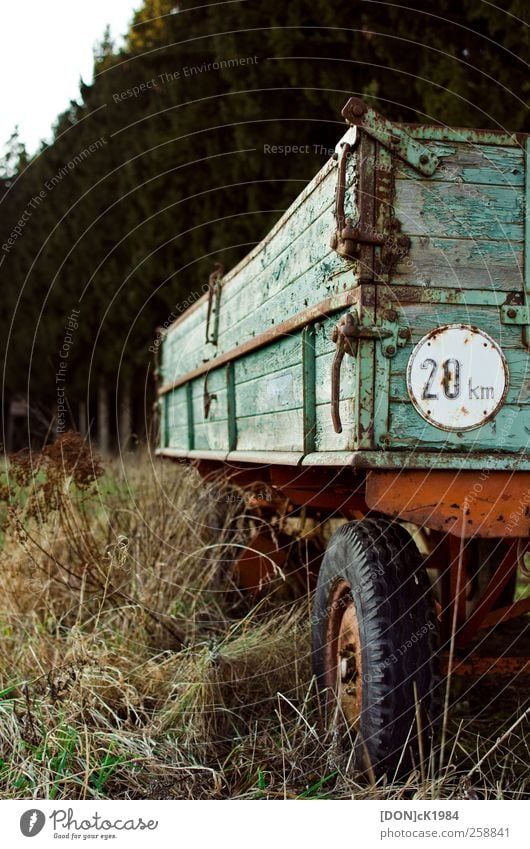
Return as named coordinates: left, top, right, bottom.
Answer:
left=387, top=402, right=527, bottom=451
left=393, top=303, right=523, bottom=348
left=237, top=408, right=304, bottom=452
left=393, top=235, right=523, bottom=290
left=395, top=179, right=524, bottom=241
left=397, top=143, right=525, bottom=187
left=235, top=363, right=303, bottom=416
left=167, top=424, right=189, bottom=451
left=315, top=401, right=355, bottom=452
left=234, top=333, right=301, bottom=385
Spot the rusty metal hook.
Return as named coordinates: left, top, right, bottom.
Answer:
left=205, top=263, right=224, bottom=345
left=331, top=313, right=358, bottom=434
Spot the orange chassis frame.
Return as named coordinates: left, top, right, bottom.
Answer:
left=191, top=459, right=530, bottom=677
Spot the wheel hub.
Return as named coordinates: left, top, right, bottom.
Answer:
left=324, top=579, right=363, bottom=728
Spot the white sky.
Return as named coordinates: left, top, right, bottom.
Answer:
left=0, top=0, right=141, bottom=155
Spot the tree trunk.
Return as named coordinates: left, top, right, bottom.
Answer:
left=97, top=383, right=110, bottom=454
left=119, top=376, right=132, bottom=451
left=78, top=400, right=87, bottom=438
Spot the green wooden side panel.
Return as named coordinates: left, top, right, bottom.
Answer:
left=160, top=122, right=529, bottom=467
left=393, top=142, right=525, bottom=291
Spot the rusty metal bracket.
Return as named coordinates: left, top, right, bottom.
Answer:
left=341, top=97, right=439, bottom=177
left=331, top=139, right=388, bottom=261
left=331, top=311, right=410, bottom=432
left=501, top=303, right=530, bottom=326
left=205, top=263, right=224, bottom=345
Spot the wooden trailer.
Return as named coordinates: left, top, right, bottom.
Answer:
left=156, top=98, right=530, bottom=777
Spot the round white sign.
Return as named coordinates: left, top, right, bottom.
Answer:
left=406, top=324, right=509, bottom=432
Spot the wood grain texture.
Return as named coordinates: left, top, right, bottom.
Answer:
left=392, top=235, right=523, bottom=290
left=395, top=179, right=523, bottom=242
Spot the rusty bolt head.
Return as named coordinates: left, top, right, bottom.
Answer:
left=419, top=153, right=429, bottom=165
left=385, top=344, right=396, bottom=356
left=398, top=327, right=411, bottom=339
left=397, top=234, right=411, bottom=248
left=507, top=308, right=517, bottom=319
left=384, top=308, right=398, bottom=322
left=352, top=103, right=365, bottom=117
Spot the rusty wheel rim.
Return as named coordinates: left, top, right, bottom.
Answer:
left=323, top=579, right=363, bottom=728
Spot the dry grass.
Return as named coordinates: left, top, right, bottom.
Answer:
left=0, top=433, right=527, bottom=800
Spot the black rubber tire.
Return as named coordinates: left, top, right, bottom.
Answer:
left=312, top=517, right=441, bottom=779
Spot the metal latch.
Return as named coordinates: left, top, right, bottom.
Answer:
left=330, top=137, right=411, bottom=266
left=205, top=263, right=224, bottom=345
left=330, top=142, right=386, bottom=259
left=341, top=97, right=439, bottom=176
left=331, top=311, right=410, bottom=433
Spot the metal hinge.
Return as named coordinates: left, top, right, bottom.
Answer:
left=341, top=97, right=439, bottom=176
left=330, top=310, right=410, bottom=433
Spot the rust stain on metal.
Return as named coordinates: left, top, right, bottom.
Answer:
left=365, top=470, right=530, bottom=538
